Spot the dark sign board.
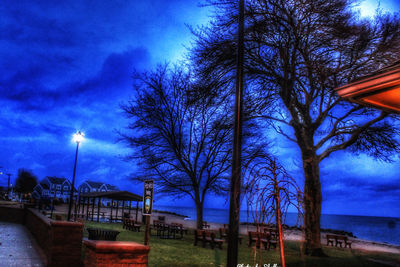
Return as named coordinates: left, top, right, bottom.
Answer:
left=143, top=180, right=154, bottom=215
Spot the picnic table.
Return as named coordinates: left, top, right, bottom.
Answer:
left=219, top=228, right=242, bottom=244
left=194, top=229, right=224, bottom=249
left=326, top=234, right=352, bottom=248
left=248, top=231, right=277, bottom=250
left=152, top=221, right=186, bottom=239
left=123, top=218, right=141, bottom=232
left=87, top=227, right=120, bottom=241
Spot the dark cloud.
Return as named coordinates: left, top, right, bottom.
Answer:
left=0, top=47, right=150, bottom=111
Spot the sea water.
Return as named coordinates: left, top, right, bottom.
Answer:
left=155, top=205, right=400, bottom=246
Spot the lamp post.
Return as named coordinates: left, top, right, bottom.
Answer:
left=227, top=0, right=244, bottom=266
left=67, top=131, right=84, bottom=221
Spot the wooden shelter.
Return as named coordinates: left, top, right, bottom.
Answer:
left=77, top=190, right=142, bottom=223
left=336, top=61, right=400, bottom=113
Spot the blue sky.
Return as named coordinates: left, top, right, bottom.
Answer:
left=0, top=0, right=399, bottom=218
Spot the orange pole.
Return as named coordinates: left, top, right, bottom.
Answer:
left=275, top=183, right=285, bottom=267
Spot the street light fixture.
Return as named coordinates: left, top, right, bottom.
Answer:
left=67, top=131, right=84, bottom=221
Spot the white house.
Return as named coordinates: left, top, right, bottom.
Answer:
left=33, top=176, right=74, bottom=202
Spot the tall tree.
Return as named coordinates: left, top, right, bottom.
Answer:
left=15, top=169, right=38, bottom=194
left=120, top=65, right=233, bottom=229
left=191, top=0, right=400, bottom=255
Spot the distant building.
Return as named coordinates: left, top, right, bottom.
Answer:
left=32, top=178, right=119, bottom=205
left=100, top=183, right=119, bottom=192
left=32, top=176, right=74, bottom=202
left=78, top=181, right=104, bottom=193
left=78, top=180, right=119, bottom=206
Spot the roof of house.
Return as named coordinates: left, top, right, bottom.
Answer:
left=104, top=184, right=119, bottom=191
left=46, top=176, right=67, bottom=185
left=85, top=181, right=104, bottom=189
left=40, top=183, right=49, bottom=190
left=80, top=190, right=142, bottom=201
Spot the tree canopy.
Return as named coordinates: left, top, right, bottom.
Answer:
left=191, top=0, right=400, bottom=255
left=120, top=65, right=235, bottom=228
left=15, top=169, right=38, bottom=194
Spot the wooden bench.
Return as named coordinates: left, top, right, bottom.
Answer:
left=194, top=230, right=224, bottom=249
left=219, top=228, right=242, bottom=244
left=170, top=223, right=187, bottom=239
left=335, top=235, right=352, bottom=248
left=259, top=232, right=277, bottom=250
left=153, top=220, right=168, bottom=237
left=123, top=218, right=141, bottom=232
left=326, top=234, right=352, bottom=248
left=219, top=228, right=227, bottom=239
left=248, top=231, right=259, bottom=247
left=194, top=229, right=208, bottom=247
left=326, top=234, right=336, bottom=246
left=263, top=227, right=278, bottom=239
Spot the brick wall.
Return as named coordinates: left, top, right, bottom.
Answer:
left=50, top=220, right=83, bottom=266
left=0, top=205, right=24, bottom=223
left=83, top=240, right=150, bottom=267
left=25, top=208, right=84, bottom=267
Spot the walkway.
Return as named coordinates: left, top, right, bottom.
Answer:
left=0, top=222, right=44, bottom=266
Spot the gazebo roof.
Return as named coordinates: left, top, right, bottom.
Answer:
left=335, top=61, right=400, bottom=113
left=80, top=190, right=142, bottom=201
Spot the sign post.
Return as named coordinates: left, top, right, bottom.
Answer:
left=143, top=180, right=154, bottom=246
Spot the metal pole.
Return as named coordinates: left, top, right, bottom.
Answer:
left=227, top=0, right=244, bottom=266
left=116, top=200, right=119, bottom=221
left=97, top=197, right=101, bottom=222
left=91, top=197, right=95, bottom=221
left=81, top=197, right=85, bottom=217
left=6, top=174, right=11, bottom=194
left=122, top=200, right=125, bottom=219
left=136, top=201, right=139, bottom=221
left=86, top=196, right=90, bottom=219
left=144, top=215, right=150, bottom=245
left=77, top=195, right=81, bottom=216
left=110, top=199, right=113, bottom=221
left=67, top=142, right=79, bottom=221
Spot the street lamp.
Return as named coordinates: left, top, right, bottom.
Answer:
left=67, top=131, right=84, bottom=221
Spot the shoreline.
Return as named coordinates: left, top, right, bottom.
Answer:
left=152, top=210, right=400, bottom=254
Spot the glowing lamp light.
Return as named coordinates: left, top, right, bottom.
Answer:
left=73, top=131, right=84, bottom=143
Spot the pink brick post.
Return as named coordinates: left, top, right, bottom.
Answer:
left=83, top=240, right=150, bottom=267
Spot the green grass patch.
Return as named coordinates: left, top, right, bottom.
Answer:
left=83, top=221, right=400, bottom=267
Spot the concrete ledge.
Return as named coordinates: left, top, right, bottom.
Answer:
left=83, top=240, right=150, bottom=267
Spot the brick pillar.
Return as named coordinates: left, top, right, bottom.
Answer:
left=83, top=240, right=150, bottom=267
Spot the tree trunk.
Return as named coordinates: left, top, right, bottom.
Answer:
left=302, top=151, right=324, bottom=256
left=195, top=199, right=204, bottom=229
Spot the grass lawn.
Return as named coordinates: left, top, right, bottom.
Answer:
left=83, top=221, right=400, bottom=267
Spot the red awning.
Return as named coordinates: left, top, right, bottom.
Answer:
left=335, top=61, right=400, bottom=113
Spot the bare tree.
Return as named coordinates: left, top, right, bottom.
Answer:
left=191, top=0, right=400, bottom=255
left=120, top=65, right=233, bottom=229
left=245, top=156, right=302, bottom=267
